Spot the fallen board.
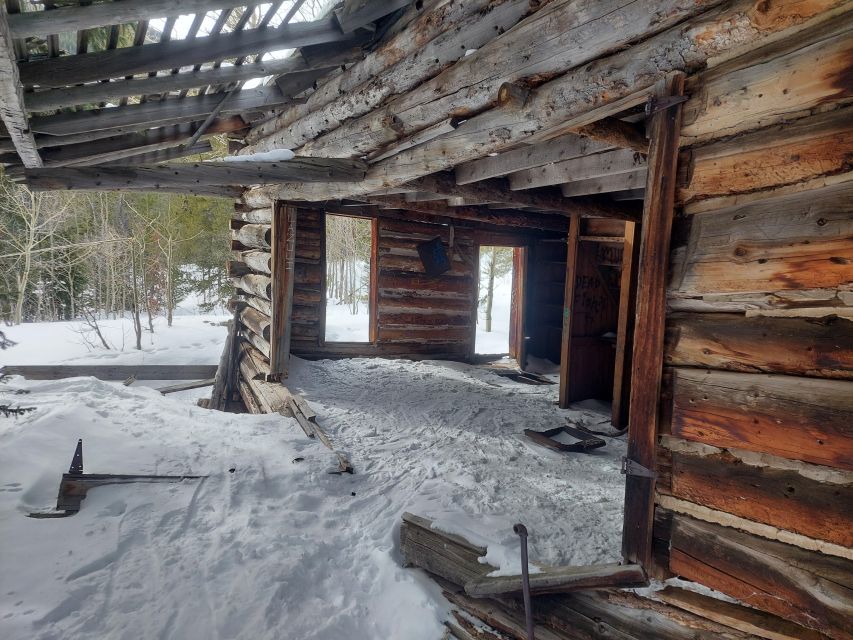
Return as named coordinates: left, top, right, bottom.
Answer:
left=1, top=365, right=219, bottom=381
left=156, top=379, right=216, bottom=394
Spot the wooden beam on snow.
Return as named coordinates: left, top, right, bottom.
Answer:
left=621, top=73, right=685, bottom=570
left=30, top=86, right=290, bottom=137
left=19, top=16, right=363, bottom=87
left=406, top=172, right=641, bottom=222
left=1, top=364, right=219, bottom=380
left=23, top=159, right=369, bottom=191
left=0, top=5, right=41, bottom=167
left=7, top=0, right=244, bottom=39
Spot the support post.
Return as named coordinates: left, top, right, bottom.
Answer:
left=558, top=215, right=581, bottom=409
left=621, top=73, right=685, bottom=568
left=269, top=204, right=297, bottom=379
left=611, top=220, right=640, bottom=428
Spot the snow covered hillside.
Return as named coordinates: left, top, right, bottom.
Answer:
left=0, top=318, right=626, bottom=640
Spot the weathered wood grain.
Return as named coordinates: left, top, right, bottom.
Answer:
left=0, top=5, right=41, bottom=167
left=509, top=148, right=647, bottom=191
left=669, top=180, right=853, bottom=298
left=670, top=368, right=853, bottom=470
left=678, top=107, right=853, bottom=205
left=669, top=514, right=853, bottom=640
left=1, top=364, right=218, bottom=380
left=666, top=313, right=853, bottom=379
left=662, top=448, right=852, bottom=546
left=680, top=14, right=853, bottom=147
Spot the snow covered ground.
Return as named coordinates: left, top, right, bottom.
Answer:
left=324, top=303, right=370, bottom=342
left=0, top=316, right=627, bottom=640
left=475, top=271, right=512, bottom=355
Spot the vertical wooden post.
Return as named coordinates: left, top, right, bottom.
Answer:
left=368, top=217, right=379, bottom=343
left=269, top=203, right=297, bottom=379
left=558, top=215, right=581, bottom=409
left=509, top=246, right=528, bottom=366
left=611, top=221, right=640, bottom=428
left=621, top=73, right=685, bottom=568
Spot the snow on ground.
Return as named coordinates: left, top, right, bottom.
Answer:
left=324, top=303, right=370, bottom=342
left=0, top=316, right=627, bottom=640
left=475, top=271, right=512, bottom=355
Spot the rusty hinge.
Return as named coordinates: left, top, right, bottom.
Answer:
left=645, top=94, right=688, bottom=118
left=621, top=456, right=656, bottom=479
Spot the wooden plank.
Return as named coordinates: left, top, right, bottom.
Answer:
left=157, top=379, right=216, bottom=394
left=18, top=16, right=360, bottom=87
left=670, top=368, right=853, bottom=471
left=680, top=14, right=853, bottom=148
left=464, top=563, right=646, bottom=597
left=0, top=5, right=41, bottom=168
left=269, top=205, right=297, bottom=378
left=665, top=313, right=853, bottom=379
left=509, top=148, right=647, bottom=191
left=25, top=57, right=346, bottom=112
left=611, top=221, right=638, bottom=428
left=29, top=87, right=290, bottom=137
left=678, top=107, right=853, bottom=205
left=621, top=73, right=685, bottom=569
left=669, top=514, right=853, bottom=640
left=1, top=364, right=218, bottom=380
left=664, top=448, right=853, bottom=547
left=557, top=215, right=580, bottom=409
left=24, top=159, right=368, bottom=191
left=455, top=133, right=612, bottom=184
left=561, top=169, right=648, bottom=197
left=8, top=0, right=243, bottom=39
left=655, top=586, right=831, bottom=640
left=669, top=180, right=853, bottom=297
left=99, top=142, right=212, bottom=166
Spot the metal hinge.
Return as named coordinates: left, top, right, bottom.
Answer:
left=621, top=456, right=656, bottom=479
left=645, top=94, right=688, bottom=117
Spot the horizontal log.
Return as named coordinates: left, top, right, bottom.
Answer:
left=669, top=513, right=853, bottom=639
left=241, top=250, right=272, bottom=274
left=232, top=224, right=271, bottom=250
left=680, top=14, right=853, bottom=147
left=678, top=107, right=853, bottom=205
left=19, top=16, right=361, bottom=87
left=377, top=296, right=473, bottom=314
left=666, top=313, right=853, bottom=379
left=669, top=180, right=853, bottom=297
left=0, top=364, right=217, bottom=380
left=561, top=169, right=648, bottom=197
left=240, top=305, right=271, bottom=342
left=24, top=159, right=368, bottom=191
left=30, top=87, right=291, bottom=137
left=238, top=379, right=264, bottom=414
left=670, top=368, right=853, bottom=470
left=464, top=563, right=646, bottom=597
left=378, top=312, right=471, bottom=327
left=378, top=273, right=473, bottom=294
left=242, top=326, right=271, bottom=359
left=663, top=447, right=852, bottom=547
left=98, top=142, right=212, bottom=166
left=233, top=208, right=273, bottom=225
left=378, top=326, right=471, bottom=343
left=233, top=274, right=272, bottom=301
left=244, top=294, right=272, bottom=318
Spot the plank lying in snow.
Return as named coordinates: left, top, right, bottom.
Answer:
left=2, top=365, right=219, bottom=381
left=464, top=562, right=646, bottom=597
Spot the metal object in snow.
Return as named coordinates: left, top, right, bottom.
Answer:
left=513, top=523, right=535, bottom=640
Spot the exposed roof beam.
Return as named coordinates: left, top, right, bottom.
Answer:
left=35, top=116, right=247, bottom=161
left=19, top=16, right=367, bottom=87
left=508, top=148, right=647, bottom=191
left=24, top=56, right=348, bottom=112
left=0, top=5, right=41, bottom=167
left=23, top=159, right=369, bottom=191
left=561, top=169, right=648, bottom=197
left=8, top=0, right=245, bottom=39
left=30, top=86, right=289, bottom=137
left=335, top=0, right=412, bottom=33
left=97, top=142, right=213, bottom=166
left=406, top=172, right=641, bottom=222
left=367, top=194, right=569, bottom=232
left=454, top=133, right=612, bottom=185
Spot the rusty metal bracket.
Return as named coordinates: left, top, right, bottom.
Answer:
left=645, top=94, right=688, bottom=118
left=621, top=456, right=656, bottom=479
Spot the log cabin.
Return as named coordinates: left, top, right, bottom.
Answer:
left=1, top=0, right=850, bottom=638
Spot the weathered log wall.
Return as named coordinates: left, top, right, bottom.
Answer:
left=653, top=12, right=853, bottom=640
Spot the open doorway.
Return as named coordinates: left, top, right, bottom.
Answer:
left=324, top=214, right=374, bottom=343
left=475, top=246, right=523, bottom=356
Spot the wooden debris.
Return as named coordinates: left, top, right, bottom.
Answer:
left=465, top=563, right=646, bottom=597
left=156, top=379, right=216, bottom=395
